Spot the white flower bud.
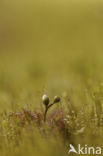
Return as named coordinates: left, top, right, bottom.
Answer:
left=42, top=94, right=50, bottom=106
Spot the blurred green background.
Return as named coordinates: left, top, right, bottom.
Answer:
left=0, top=0, right=103, bottom=111
left=0, top=1, right=103, bottom=156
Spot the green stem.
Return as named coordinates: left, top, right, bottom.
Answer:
left=44, top=102, right=55, bottom=122
left=44, top=106, right=48, bottom=122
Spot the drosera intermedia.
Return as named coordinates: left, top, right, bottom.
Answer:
left=42, top=94, right=61, bottom=122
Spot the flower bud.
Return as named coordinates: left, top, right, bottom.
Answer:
left=53, top=96, right=61, bottom=103
left=42, top=94, right=50, bottom=106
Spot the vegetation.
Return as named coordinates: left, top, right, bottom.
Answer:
left=0, top=0, right=103, bottom=156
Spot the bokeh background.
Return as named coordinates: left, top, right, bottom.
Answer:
left=0, top=0, right=103, bottom=111
left=0, top=1, right=103, bottom=156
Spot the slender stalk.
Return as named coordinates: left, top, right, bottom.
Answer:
left=44, top=102, right=55, bottom=122
left=44, top=106, right=48, bottom=122
left=47, top=102, right=54, bottom=109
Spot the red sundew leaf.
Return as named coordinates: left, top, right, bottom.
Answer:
left=48, top=108, right=65, bottom=127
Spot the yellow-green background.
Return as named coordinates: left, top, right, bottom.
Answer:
left=0, top=1, right=103, bottom=155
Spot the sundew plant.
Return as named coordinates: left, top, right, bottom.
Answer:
left=0, top=0, right=103, bottom=156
